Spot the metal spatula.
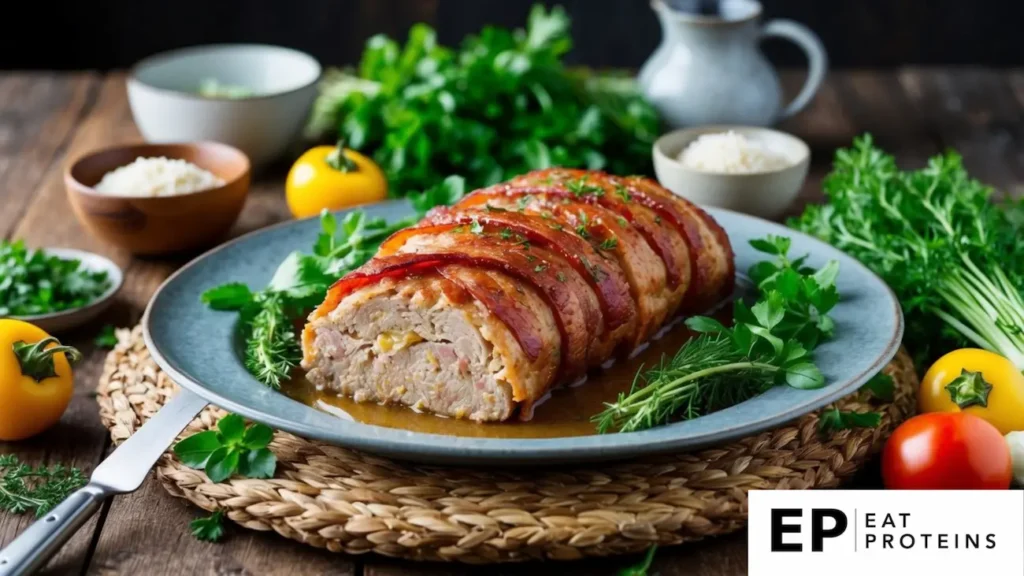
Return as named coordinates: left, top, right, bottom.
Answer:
left=0, top=389, right=209, bottom=576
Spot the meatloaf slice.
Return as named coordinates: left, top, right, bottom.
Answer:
left=302, top=269, right=559, bottom=422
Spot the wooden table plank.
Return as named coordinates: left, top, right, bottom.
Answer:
left=0, top=72, right=122, bottom=576
left=0, top=72, right=99, bottom=240
left=899, top=68, right=1024, bottom=196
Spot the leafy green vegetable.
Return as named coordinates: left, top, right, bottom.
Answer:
left=190, top=510, right=225, bottom=542
left=819, top=407, right=882, bottom=433
left=94, top=324, right=118, bottom=349
left=172, top=414, right=276, bottom=483
left=0, top=240, right=112, bottom=317
left=0, top=454, right=86, bottom=517
left=202, top=179, right=460, bottom=388
left=862, top=372, right=894, bottom=402
left=790, top=135, right=1024, bottom=369
left=307, top=4, right=660, bottom=194
left=618, top=545, right=657, bottom=576
left=595, top=236, right=839, bottom=433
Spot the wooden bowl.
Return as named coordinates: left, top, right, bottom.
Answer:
left=65, top=142, right=250, bottom=255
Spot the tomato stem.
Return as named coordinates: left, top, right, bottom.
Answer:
left=12, top=337, right=81, bottom=382
left=325, top=139, right=359, bottom=173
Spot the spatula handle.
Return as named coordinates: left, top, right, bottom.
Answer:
left=0, top=485, right=107, bottom=576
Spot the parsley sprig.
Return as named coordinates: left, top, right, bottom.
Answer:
left=173, top=414, right=277, bottom=483
left=594, top=236, right=839, bottom=433
left=191, top=510, right=226, bottom=542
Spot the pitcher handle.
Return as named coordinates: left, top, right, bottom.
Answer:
left=760, top=19, right=828, bottom=121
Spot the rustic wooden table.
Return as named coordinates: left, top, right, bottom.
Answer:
left=1, top=69, right=1022, bottom=575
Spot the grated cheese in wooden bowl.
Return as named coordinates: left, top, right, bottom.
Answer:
left=94, top=156, right=225, bottom=197
left=677, top=131, right=792, bottom=174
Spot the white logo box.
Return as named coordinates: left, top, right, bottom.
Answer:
left=749, top=490, right=1024, bottom=576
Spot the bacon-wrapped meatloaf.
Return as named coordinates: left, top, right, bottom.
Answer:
left=301, top=169, right=734, bottom=422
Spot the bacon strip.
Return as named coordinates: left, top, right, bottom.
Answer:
left=392, top=206, right=638, bottom=332
left=322, top=242, right=597, bottom=379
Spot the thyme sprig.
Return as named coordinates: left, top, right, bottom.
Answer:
left=0, top=455, right=86, bottom=517
left=595, top=236, right=839, bottom=433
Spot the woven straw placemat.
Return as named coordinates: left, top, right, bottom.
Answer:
left=96, top=326, right=917, bottom=563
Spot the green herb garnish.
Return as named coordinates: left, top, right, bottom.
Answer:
left=0, top=455, right=86, bottom=517
left=0, top=240, right=112, bottom=317
left=173, top=414, right=276, bottom=483
left=819, top=408, right=882, bottom=433
left=191, top=510, right=226, bottom=542
left=862, top=373, right=894, bottom=402
left=594, top=235, right=838, bottom=433
left=94, top=324, right=118, bottom=349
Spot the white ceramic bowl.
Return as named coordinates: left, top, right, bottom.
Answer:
left=128, top=44, right=321, bottom=169
left=652, top=125, right=810, bottom=219
left=10, top=249, right=123, bottom=333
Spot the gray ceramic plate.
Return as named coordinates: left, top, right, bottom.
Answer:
left=143, top=201, right=903, bottom=465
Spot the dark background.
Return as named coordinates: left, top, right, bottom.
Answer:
left=3, top=0, right=1023, bottom=71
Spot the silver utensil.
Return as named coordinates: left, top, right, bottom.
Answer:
left=0, top=389, right=208, bottom=576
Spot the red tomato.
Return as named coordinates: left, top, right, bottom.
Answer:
left=882, top=412, right=1012, bottom=490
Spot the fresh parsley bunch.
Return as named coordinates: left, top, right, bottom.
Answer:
left=595, top=236, right=839, bottom=433
left=201, top=176, right=465, bottom=388
left=0, top=240, right=112, bottom=317
left=307, top=4, right=660, bottom=194
left=791, top=135, right=1024, bottom=369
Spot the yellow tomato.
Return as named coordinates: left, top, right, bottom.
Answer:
left=0, top=319, right=80, bottom=441
left=919, top=348, right=1024, bottom=435
left=285, top=141, right=388, bottom=219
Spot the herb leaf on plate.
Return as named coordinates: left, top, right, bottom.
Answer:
left=594, top=236, right=839, bottom=433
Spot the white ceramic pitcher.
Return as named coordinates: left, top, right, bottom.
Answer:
left=638, top=0, right=827, bottom=128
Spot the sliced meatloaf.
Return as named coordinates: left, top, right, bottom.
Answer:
left=301, top=169, right=735, bottom=422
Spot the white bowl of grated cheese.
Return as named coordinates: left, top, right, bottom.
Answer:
left=653, top=126, right=810, bottom=219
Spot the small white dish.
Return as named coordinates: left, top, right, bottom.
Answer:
left=10, top=249, right=123, bottom=334
left=127, top=44, right=321, bottom=169
left=652, top=125, right=810, bottom=219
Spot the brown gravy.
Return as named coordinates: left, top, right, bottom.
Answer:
left=282, top=309, right=736, bottom=439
